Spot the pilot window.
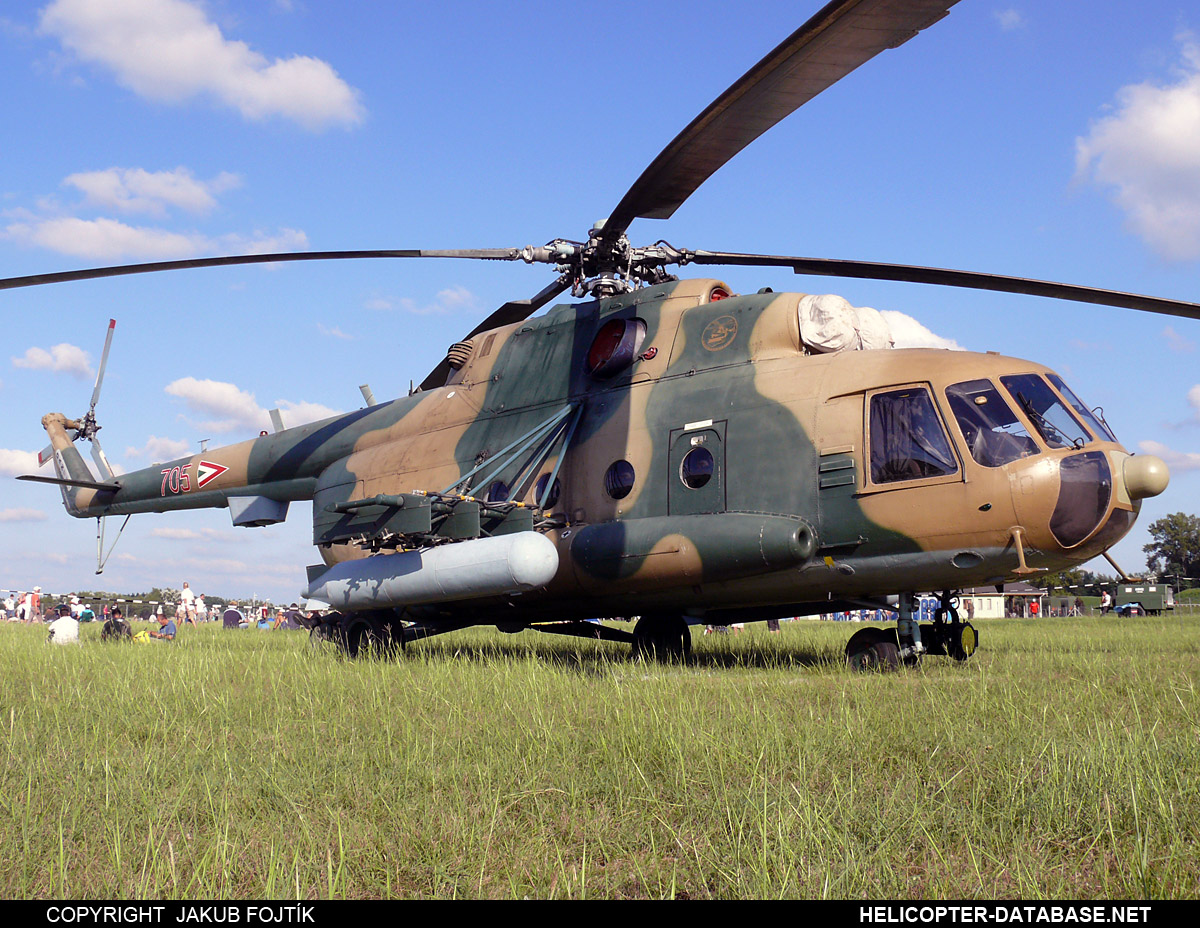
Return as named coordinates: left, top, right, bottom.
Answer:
left=1046, top=373, right=1116, bottom=442
left=945, top=379, right=1037, bottom=467
left=869, top=388, right=958, bottom=484
left=1000, top=374, right=1092, bottom=449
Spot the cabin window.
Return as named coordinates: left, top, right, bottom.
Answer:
left=587, top=318, right=647, bottom=379
left=604, top=460, right=636, bottom=499
left=869, top=388, right=958, bottom=484
left=486, top=481, right=509, bottom=502
left=1046, top=374, right=1115, bottom=442
left=534, top=474, right=561, bottom=509
left=1000, top=374, right=1091, bottom=449
left=680, top=447, right=714, bottom=489
left=945, top=379, right=1037, bottom=467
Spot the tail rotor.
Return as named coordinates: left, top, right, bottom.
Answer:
left=39, top=319, right=117, bottom=479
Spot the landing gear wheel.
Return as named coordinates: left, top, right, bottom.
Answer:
left=928, top=598, right=978, bottom=663
left=632, top=615, right=692, bottom=663
left=308, top=622, right=336, bottom=650
left=845, top=627, right=901, bottom=672
left=347, top=617, right=395, bottom=658
left=946, top=621, right=978, bottom=662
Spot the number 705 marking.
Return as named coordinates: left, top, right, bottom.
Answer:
left=160, top=465, right=192, bottom=495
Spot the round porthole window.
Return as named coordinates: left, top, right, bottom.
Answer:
left=534, top=474, right=561, bottom=508
left=486, top=481, right=509, bottom=502
left=603, top=460, right=635, bottom=500
left=586, top=318, right=647, bottom=379
left=680, top=447, right=714, bottom=489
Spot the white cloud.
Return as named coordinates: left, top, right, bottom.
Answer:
left=317, top=323, right=353, bottom=340
left=1163, top=325, right=1196, bottom=353
left=366, top=285, right=480, bottom=315
left=40, top=0, right=365, bottom=131
left=1189, top=384, right=1200, bottom=420
left=63, top=167, right=240, bottom=217
left=230, top=228, right=308, bottom=255
left=363, top=295, right=394, bottom=311
left=124, top=435, right=192, bottom=462
left=1139, top=439, right=1200, bottom=472
left=164, top=376, right=340, bottom=433
left=5, top=216, right=206, bottom=260
left=150, top=527, right=206, bottom=540
left=11, top=342, right=93, bottom=377
left=274, top=399, right=341, bottom=427
left=879, top=310, right=963, bottom=350
left=993, top=9, right=1026, bottom=31
left=4, top=214, right=307, bottom=261
left=1075, top=33, right=1200, bottom=260
left=0, top=449, right=44, bottom=475
left=165, top=376, right=264, bottom=432
left=433, top=286, right=478, bottom=311
left=0, top=508, right=48, bottom=522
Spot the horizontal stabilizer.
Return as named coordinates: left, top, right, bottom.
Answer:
left=17, top=474, right=121, bottom=492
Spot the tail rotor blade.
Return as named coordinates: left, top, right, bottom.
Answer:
left=91, top=438, right=115, bottom=481
left=89, top=319, right=116, bottom=414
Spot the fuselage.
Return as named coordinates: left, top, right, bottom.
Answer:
left=42, top=277, right=1166, bottom=621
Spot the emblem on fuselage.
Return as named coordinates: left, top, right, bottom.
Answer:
left=702, top=314, right=738, bottom=351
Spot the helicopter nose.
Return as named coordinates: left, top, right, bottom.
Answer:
left=1123, top=454, right=1169, bottom=500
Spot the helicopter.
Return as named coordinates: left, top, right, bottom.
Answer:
left=7, top=0, right=1198, bottom=667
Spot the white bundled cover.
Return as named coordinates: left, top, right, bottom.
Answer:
left=797, top=294, right=894, bottom=353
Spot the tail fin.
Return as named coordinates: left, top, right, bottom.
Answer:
left=41, top=413, right=98, bottom=516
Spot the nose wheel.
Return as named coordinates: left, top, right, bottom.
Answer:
left=846, top=591, right=978, bottom=671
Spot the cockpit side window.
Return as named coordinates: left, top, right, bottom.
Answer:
left=945, top=379, right=1037, bottom=467
left=1000, top=374, right=1092, bottom=449
left=869, top=388, right=958, bottom=484
left=1046, top=374, right=1116, bottom=442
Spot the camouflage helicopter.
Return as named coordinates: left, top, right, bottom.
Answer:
left=8, top=0, right=1198, bottom=668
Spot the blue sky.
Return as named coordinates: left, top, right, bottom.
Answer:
left=1, top=0, right=1198, bottom=604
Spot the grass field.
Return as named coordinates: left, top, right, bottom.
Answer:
left=1, top=614, right=1197, bottom=899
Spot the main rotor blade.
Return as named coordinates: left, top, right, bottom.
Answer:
left=0, top=249, right=523, bottom=292
left=688, top=251, right=1200, bottom=320
left=17, top=474, right=120, bottom=492
left=604, top=0, right=959, bottom=235
left=89, top=318, right=116, bottom=414
left=417, top=275, right=573, bottom=392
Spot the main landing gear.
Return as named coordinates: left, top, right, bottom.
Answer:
left=845, top=591, right=978, bottom=671
left=307, top=610, right=694, bottom=663
left=631, top=614, right=692, bottom=662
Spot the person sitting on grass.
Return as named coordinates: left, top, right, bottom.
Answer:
left=150, top=611, right=176, bottom=641
left=47, top=603, right=80, bottom=645
left=102, top=606, right=132, bottom=641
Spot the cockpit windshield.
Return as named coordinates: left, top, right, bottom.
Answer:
left=1000, top=374, right=1092, bottom=450
left=945, top=379, right=1037, bottom=467
left=1046, top=373, right=1116, bottom=442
